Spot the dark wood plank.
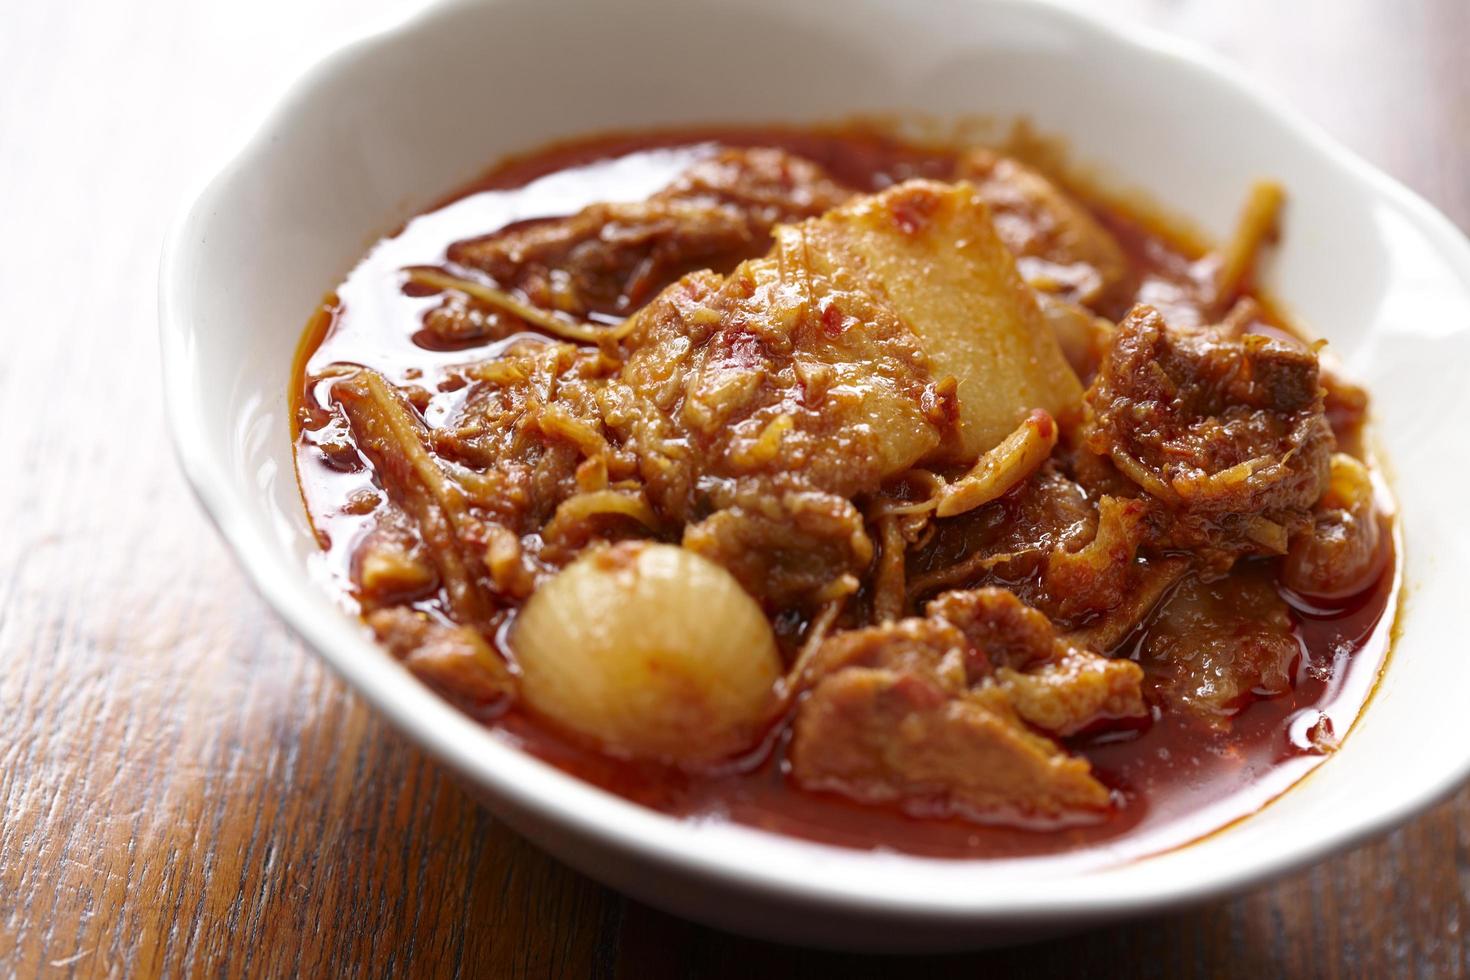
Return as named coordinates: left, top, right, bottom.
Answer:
left=1, top=0, right=1466, bottom=976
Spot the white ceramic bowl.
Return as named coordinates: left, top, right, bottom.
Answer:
left=160, top=0, right=1470, bottom=950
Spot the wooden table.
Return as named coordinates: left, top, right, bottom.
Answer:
left=4, top=0, right=1467, bottom=974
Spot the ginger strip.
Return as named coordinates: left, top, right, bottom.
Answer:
left=1213, top=181, right=1285, bottom=312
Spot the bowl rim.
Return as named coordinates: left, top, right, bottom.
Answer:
left=159, top=0, right=1470, bottom=923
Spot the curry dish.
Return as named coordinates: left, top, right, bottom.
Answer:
left=292, top=126, right=1396, bottom=858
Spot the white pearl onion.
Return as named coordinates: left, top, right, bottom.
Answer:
left=511, top=542, right=781, bottom=765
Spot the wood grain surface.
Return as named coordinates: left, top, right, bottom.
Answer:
left=3, top=0, right=1467, bottom=975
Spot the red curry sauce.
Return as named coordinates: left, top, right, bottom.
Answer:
left=292, top=127, right=1397, bottom=862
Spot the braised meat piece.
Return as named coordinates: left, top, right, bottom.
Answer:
left=907, top=465, right=1097, bottom=601
left=367, top=606, right=514, bottom=709
left=351, top=501, right=439, bottom=607
left=958, top=150, right=1131, bottom=310
left=601, top=226, right=951, bottom=603
left=1036, top=291, right=1115, bottom=378
left=660, top=146, right=854, bottom=224
left=419, top=293, right=528, bottom=350
left=925, top=589, right=1147, bottom=735
left=1083, top=305, right=1333, bottom=563
left=997, top=648, right=1150, bottom=738
left=431, top=341, right=629, bottom=531
left=793, top=672, right=1110, bottom=822
left=449, top=147, right=853, bottom=319
left=791, top=588, right=1145, bottom=822
left=905, top=462, right=1181, bottom=642
left=1141, top=564, right=1300, bottom=720
left=924, top=584, right=1079, bottom=673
